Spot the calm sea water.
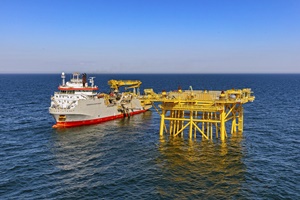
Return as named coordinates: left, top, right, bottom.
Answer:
left=0, top=74, right=299, bottom=199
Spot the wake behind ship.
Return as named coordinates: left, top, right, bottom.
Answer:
left=49, top=72, right=152, bottom=128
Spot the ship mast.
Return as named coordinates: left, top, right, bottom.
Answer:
left=61, top=72, right=65, bottom=86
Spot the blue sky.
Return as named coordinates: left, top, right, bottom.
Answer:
left=0, top=0, right=299, bottom=73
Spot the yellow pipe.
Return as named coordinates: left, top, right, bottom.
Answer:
left=189, top=111, right=193, bottom=138
left=160, top=110, right=165, bottom=136
left=238, top=107, right=244, bottom=132
left=220, top=108, right=226, bottom=140
left=174, top=122, right=191, bottom=137
left=191, top=121, right=209, bottom=140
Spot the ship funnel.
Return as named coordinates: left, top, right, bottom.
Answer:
left=82, top=73, right=87, bottom=87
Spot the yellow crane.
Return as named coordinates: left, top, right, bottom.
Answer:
left=108, top=80, right=142, bottom=95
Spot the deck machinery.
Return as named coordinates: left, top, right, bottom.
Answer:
left=140, top=87, right=255, bottom=140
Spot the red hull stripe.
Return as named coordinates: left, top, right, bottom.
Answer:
left=58, top=86, right=98, bottom=91
left=52, top=110, right=147, bottom=128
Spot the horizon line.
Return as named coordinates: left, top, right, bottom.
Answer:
left=1, top=72, right=300, bottom=75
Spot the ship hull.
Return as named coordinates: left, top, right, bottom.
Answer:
left=52, top=109, right=147, bottom=128
left=50, top=97, right=150, bottom=128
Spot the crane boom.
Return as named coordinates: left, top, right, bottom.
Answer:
left=108, top=79, right=142, bottom=94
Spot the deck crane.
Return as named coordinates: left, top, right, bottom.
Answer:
left=108, top=80, right=142, bottom=95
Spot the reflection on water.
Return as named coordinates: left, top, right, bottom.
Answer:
left=52, top=111, right=153, bottom=150
left=48, top=110, right=246, bottom=199
left=50, top=112, right=246, bottom=199
left=157, top=135, right=246, bottom=199
left=48, top=111, right=157, bottom=198
left=50, top=126, right=106, bottom=192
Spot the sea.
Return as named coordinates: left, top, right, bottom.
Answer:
left=0, top=74, right=299, bottom=199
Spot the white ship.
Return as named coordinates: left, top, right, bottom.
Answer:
left=49, top=72, right=151, bottom=128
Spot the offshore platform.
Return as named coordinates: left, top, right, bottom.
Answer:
left=139, top=86, right=255, bottom=141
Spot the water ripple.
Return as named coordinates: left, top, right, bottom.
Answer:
left=0, top=74, right=300, bottom=199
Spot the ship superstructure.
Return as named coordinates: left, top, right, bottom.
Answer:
left=49, top=72, right=151, bottom=128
